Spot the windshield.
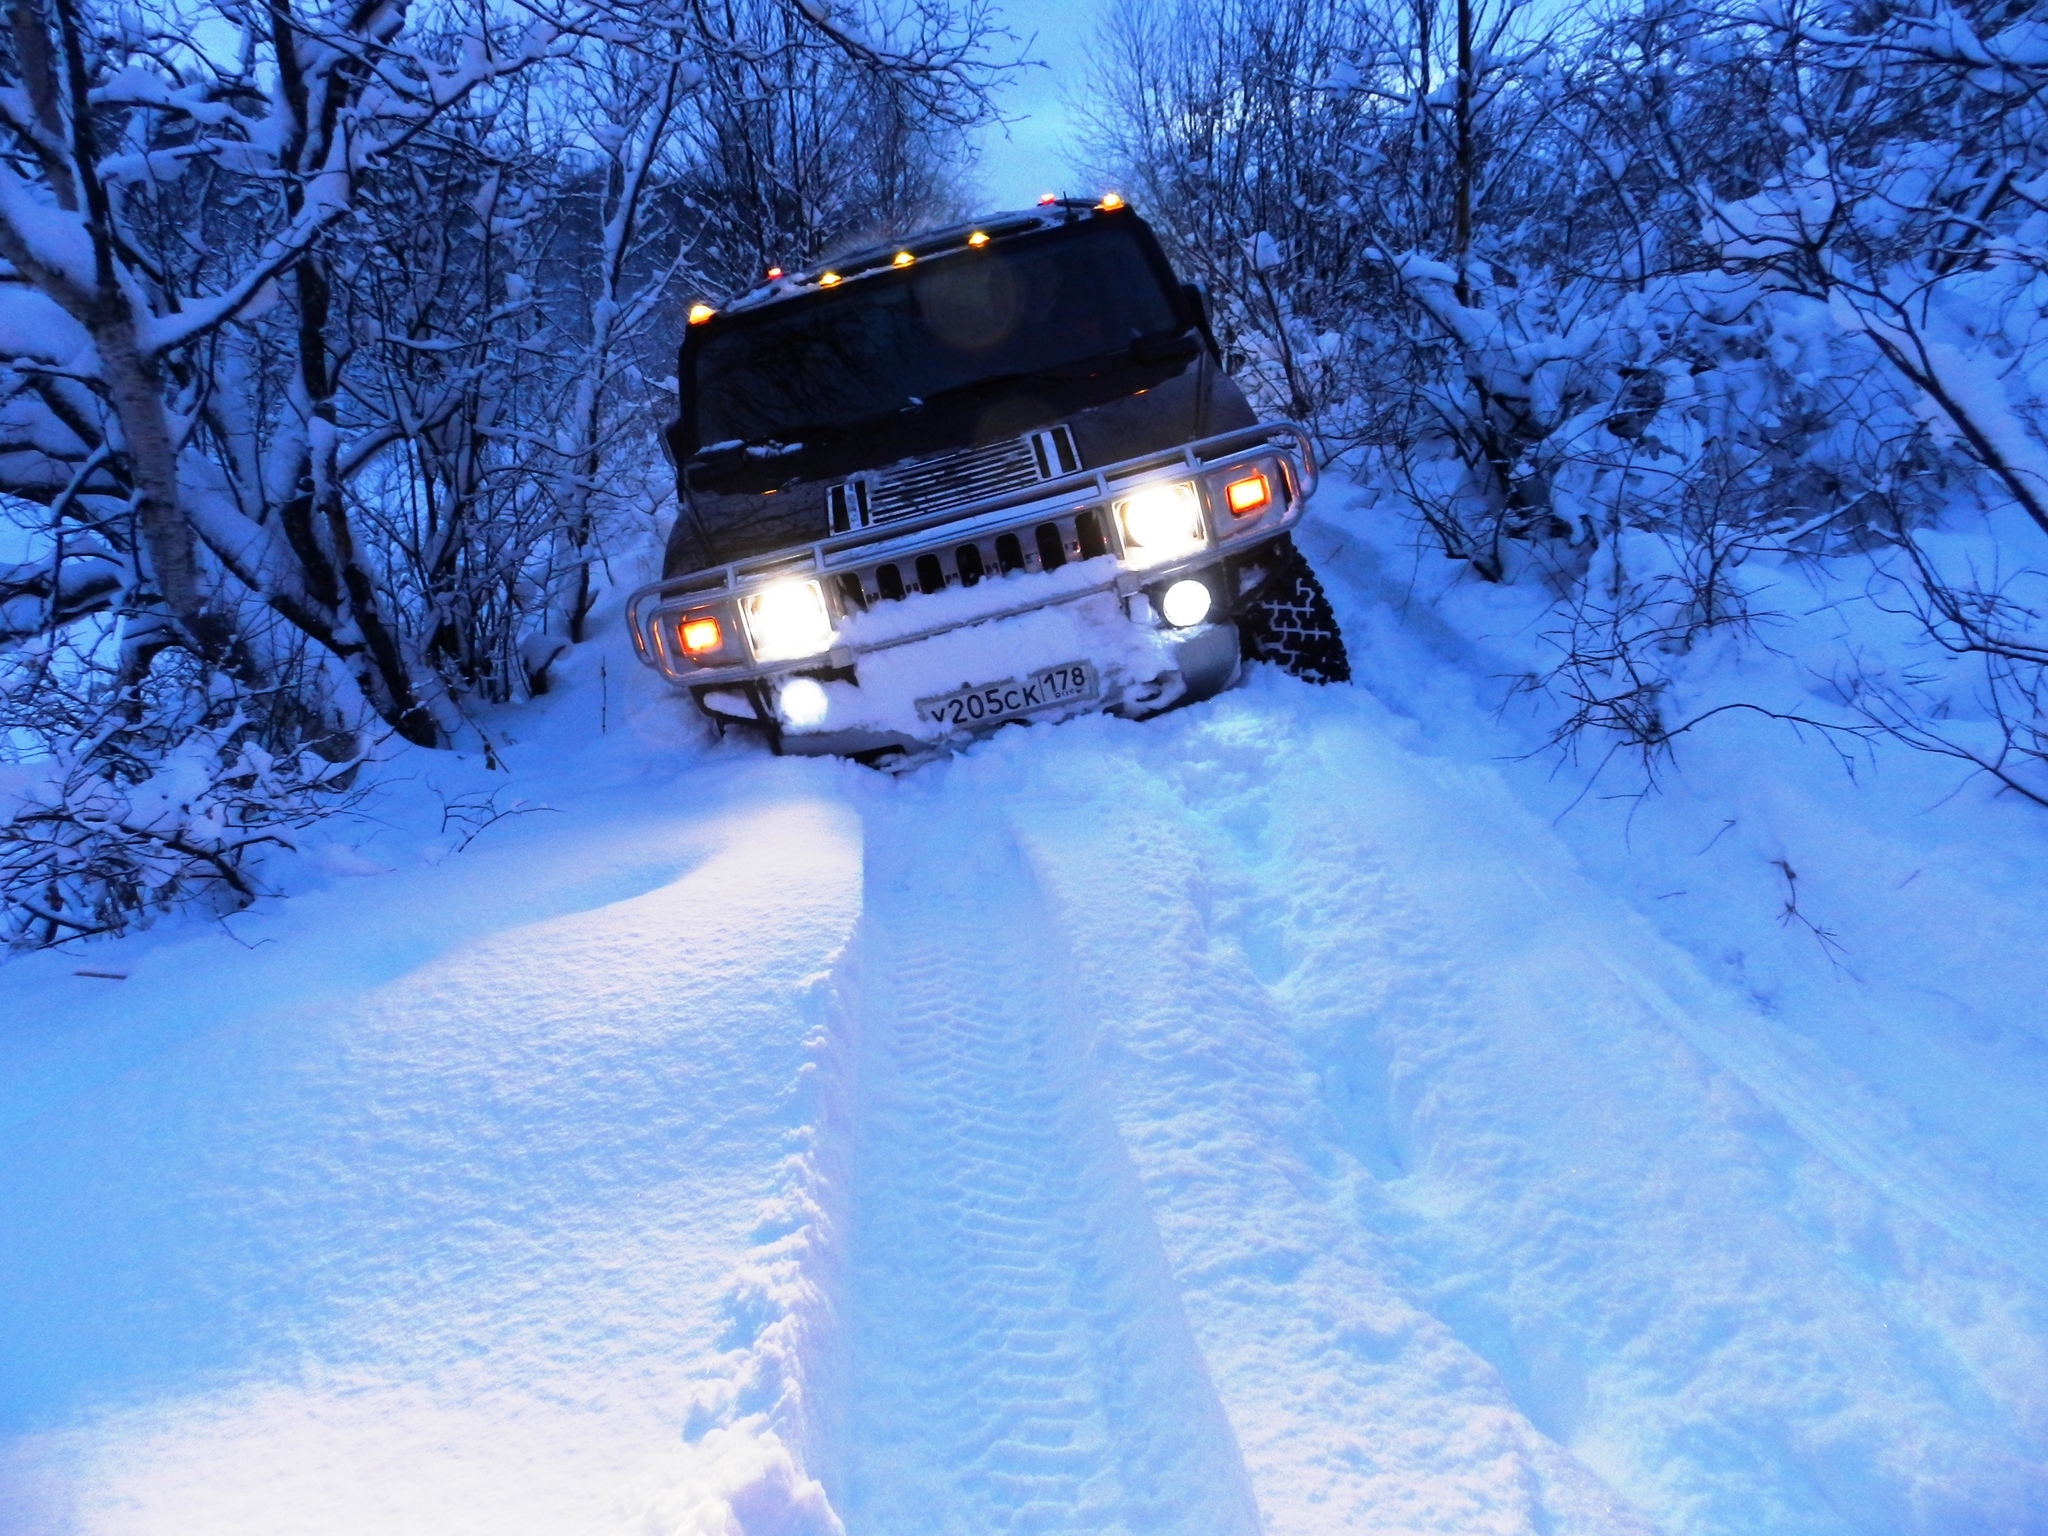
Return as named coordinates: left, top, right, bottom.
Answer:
left=687, top=224, right=1183, bottom=452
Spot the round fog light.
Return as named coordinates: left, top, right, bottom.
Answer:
left=779, top=676, right=830, bottom=728
left=1160, top=578, right=1213, bottom=628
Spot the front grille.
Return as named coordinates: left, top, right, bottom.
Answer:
left=832, top=507, right=1105, bottom=612
left=868, top=437, right=1040, bottom=524
left=840, top=424, right=1079, bottom=530
left=825, top=480, right=870, bottom=535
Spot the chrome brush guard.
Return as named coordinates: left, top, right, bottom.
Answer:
left=626, top=421, right=1317, bottom=688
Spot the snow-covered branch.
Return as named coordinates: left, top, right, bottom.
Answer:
left=0, top=0, right=1009, bottom=944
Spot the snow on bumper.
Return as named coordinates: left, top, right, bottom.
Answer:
left=782, top=573, right=1233, bottom=753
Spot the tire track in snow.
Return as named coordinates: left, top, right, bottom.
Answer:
left=1303, top=513, right=2048, bottom=1292
left=993, top=712, right=1655, bottom=1536
left=835, top=791, right=1259, bottom=1536
left=994, top=693, right=2048, bottom=1536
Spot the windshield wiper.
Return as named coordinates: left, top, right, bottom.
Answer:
left=905, top=347, right=1174, bottom=415
left=687, top=435, right=808, bottom=466
left=1132, top=330, right=1201, bottom=364
left=926, top=333, right=1200, bottom=405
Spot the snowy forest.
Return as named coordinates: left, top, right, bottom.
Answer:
left=4, top=0, right=2047, bottom=944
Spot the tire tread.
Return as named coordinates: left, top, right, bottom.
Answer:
left=1240, top=537, right=1351, bottom=684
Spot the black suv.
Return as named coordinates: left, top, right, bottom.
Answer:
left=627, top=197, right=1347, bottom=764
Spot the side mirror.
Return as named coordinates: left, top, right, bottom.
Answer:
left=1132, top=332, right=1201, bottom=365
left=1181, top=281, right=1221, bottom=356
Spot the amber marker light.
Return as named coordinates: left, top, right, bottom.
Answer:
left=1225, top=470, right=1271, bottom=516
left=1098, top=191, right=1125, bottom=210
left=967, top=231, right=990, bottom=247
left=1038, top=192, right=1057, bottom=205
left=765, top=266, right=783, bottom=280
left=819, top=271, right=842, bottom=287
left=892, top=250, right=915, bottom=267
left=678, top=616, right=724, bottom=656
left=687, top=302, right=716, bottom=325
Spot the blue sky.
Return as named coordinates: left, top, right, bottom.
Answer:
left=972, top=0, right=1109, bottom=209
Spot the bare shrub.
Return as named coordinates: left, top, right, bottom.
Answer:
left=0, top=0, right=1013, bottom=946
left=1083, top=0, right=2048, bottom=804
left=0, top=650, right=361, bottom=948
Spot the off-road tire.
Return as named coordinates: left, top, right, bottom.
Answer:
left=1240, top=537, right=1350, bottom=684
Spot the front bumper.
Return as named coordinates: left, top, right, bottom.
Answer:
left=625, top=420, right=1315, bottom=748
left=764, top=620, right=1244, bottom=760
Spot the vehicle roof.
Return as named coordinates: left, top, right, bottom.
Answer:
left=718, top=199, right=1142, bottom=318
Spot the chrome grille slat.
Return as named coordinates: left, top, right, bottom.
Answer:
left=853, top=424, right=1079, bottom=528
left=867, top=438, right=1040, bottom=524
left=844, top=512, right=1089, bottom=607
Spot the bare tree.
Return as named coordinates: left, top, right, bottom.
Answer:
left=1081, top=0, right=2048, bottom=804
left=0, top=0, right=1014, bottom=945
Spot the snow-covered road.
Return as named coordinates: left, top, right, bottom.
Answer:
left=839, top=804, right=1258, bottom=1532
left=4, top=507, right=2047, bottom=1536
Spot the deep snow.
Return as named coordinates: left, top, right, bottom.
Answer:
left=3, top=484, right=2046, bottom=1536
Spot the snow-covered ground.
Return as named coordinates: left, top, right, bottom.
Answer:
left=4, top=484, right=2046, bottom=1536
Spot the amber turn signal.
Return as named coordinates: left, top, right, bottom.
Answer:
left=1225, top=470, right=1271, bottom=516
left=967, top=231, right=990, bottom=247
left=679, top=616, right=723, bottom=655
left=893, top=250, right=915, bottom=267
left=687, top=302, right=716, bottom=325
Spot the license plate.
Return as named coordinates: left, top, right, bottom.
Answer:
left=917, top=660, right=1099, bottom=730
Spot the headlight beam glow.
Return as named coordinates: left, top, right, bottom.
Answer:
left=1160, top=579, right=1213, bottom=627
left=778, top=676, right=830, bottom=727
left=1114, top=480, right=1207, bottom=568
left=741, top=580, right=836, bottom=663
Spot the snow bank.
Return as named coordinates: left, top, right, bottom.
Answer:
left=4, top=515, right=2045, bottom=1534
left=0, top=632, right=867, bottom=1536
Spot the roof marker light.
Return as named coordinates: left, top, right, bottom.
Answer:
left=1038, top=192, right=1057, bottom=205
left=687, top=302, right=716, bottom=324
left=765, top=266, right=783, bottom=280
left=819, top=271, right=842, bottom=287
left=1098, top=191, right=1125, bottom=210
left=967, top=231, right=990, bottom=247
left=892, top=250, right=915, bottom=267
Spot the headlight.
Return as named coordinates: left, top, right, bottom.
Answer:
left=1114, top=479, right=1207, bottom=567
left=1159, top=578, right=1213, bottom=627
left=778, top=676, right=830, bottom=727
left=741, top=579, right=835, bottom=662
